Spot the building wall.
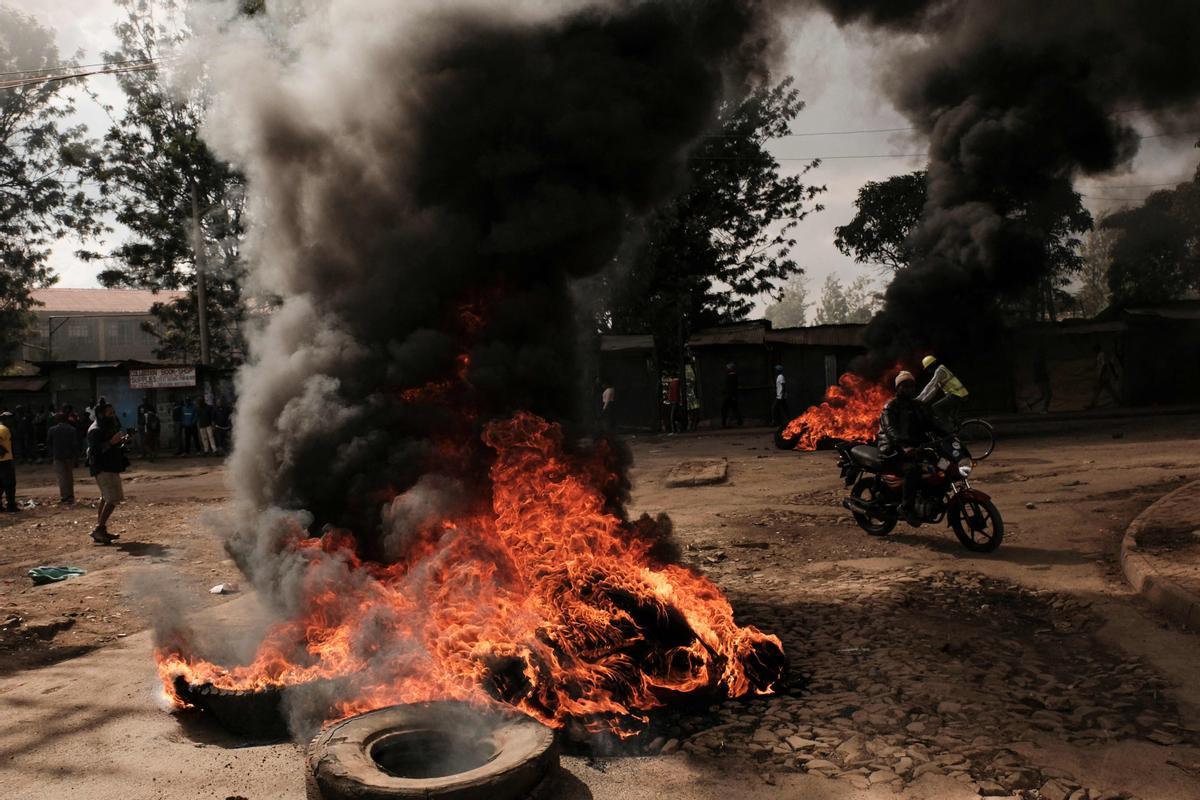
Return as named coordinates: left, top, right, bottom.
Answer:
left=23, top=313, right=164, bottom=363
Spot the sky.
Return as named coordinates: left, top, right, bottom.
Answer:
left=11, top=1, right=1200, bottom=307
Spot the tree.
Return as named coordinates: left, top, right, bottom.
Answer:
left=82, top=0, right=247, bottom=367
left=593, top=78, right=825, bottom=363
left=0, top=8, right=103, bottom=367
left=1073, top=223, right=1117, bottom=317
left=834, top=171, right=926, bottom=270
left=812, top=274, right=879, bottom=324
left=763, top=274, right=810, bottom=328
left=835, top=169, right=1091, bottom=321
left=1102, top=167, right=1200, bottom=308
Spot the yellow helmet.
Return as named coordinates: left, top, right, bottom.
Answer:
left=921, top=355, right=937, bottom=369
left=894, top=370, right=915, bottom=388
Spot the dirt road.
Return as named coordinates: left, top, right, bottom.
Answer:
left=1, top=415, right=1199, bottom=799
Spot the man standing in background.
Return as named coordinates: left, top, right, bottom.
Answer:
left=47, top=413, right=78, bottom=504
left=721, top=362, right=742, bottom=428
left=213, top=397, right=233, bottom=454
left=772, top=364, right=790, bottom=427
left=196, top=397, right=216, bottom=455
left=0, top=411, right=16, bottom=512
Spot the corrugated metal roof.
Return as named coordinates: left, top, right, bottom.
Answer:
left=30, top=288, right=185, bottom=314
left=600, top=334, right=655, bottom=352
left=0, top=377, right=48, bottom=392
left=688, top=321, right=769, bottom=346
left=767, top=324, right=866, bottom=347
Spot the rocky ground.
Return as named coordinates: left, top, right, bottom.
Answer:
left=607, top=412, right=1200, bottom=799
left=0, top=457, right=239, bottom=674
left=2, top=414, right=1200, bottom=799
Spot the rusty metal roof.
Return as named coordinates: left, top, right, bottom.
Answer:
left=30, top=288, right=185, bottom=314
left=688, top=321, right=770, bottom=347
left=600, top=334, right=655, bottom=352
left=766, top=324, right=866, bottom=347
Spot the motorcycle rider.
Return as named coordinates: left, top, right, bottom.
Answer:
left=917, top=354, right=969, bottom=428
left=878, top=370, right=945, bottom=525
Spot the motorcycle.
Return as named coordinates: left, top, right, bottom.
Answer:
left=833, top=434, right=1004, bottom=552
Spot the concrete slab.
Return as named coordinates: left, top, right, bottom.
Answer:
left=665, top=458, right=729, bottom=488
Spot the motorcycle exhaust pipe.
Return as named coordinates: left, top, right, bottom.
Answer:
left=843, top=497, right=878, bottom=517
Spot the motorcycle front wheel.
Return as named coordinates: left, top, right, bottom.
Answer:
left=949, top=497, right=1004, bottom=552
left=851, top=477, right=897, bottom=536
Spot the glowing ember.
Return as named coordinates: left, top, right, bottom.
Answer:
left=156, top=413, right=783, bottom=736
left=781, top=368, right=900, bottom=450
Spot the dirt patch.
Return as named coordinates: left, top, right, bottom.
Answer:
left=0, top=458, right=238, bottom=676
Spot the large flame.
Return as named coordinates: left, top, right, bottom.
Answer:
left=781, top=369, right=899, bottom=450
left=156, top=412, right=783, bottom=736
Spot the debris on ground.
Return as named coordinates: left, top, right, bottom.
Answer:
left=665, top=458, right=728, bottom=488
left=27, top=566, right=86, bottom=585
left=209, top=583, right=239, bottom=595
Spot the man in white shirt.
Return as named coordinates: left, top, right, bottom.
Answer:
left=600, top=382, right=616, bottom=433
left=772, top=365, right=790, bottom=426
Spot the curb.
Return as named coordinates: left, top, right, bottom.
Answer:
left=1119, top=479, right=1200, bottom=631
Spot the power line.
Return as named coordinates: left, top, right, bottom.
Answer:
left=691, top=153, right=926, bottom=161
left=0, top=61, right=159, bottom=91
left=0, top=56, right=159, bottom=79
left=1077, top=180, right=1188, bottom=189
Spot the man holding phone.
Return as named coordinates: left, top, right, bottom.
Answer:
left=86, top=402, right=129, bottom=544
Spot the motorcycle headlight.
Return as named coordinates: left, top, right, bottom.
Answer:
left=958, top=463, right=972, bottom=478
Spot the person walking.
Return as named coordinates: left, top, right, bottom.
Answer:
left=771, top=364, right=791, bottom=427
left=0, top=411, right=16, bottom=512
left=666, top=375, right=683, bottom=434
left=47, top=413, right=78, bottom=504
left=1087, top=344, right=1121, bottom=409
left=86, top=402, right=128, bottom=544
left=196, top=398, right=216, bottom=455
left=599, top=381, right=616, bottom=434
left=720, top=362, right=742, bottom=428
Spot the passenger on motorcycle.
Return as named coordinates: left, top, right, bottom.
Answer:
left=917, top=354, right=969, bottom=428
left=878, top=370, right=946, bottom=525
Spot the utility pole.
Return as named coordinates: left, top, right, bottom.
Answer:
left=190, top=183, right=211, bottom=366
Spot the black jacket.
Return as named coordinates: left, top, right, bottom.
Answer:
left=86, top=419, right=128, bottom=476
left=877, top=395, right=943, bottom=455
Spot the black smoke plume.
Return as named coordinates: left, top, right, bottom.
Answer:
left=813, top=0, right=1200, bottom=366
left=194, top=0, right=780, bottom=592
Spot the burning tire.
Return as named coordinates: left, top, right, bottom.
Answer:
left=173, top=677, right=288, bottom=740
left=773, top=427, right=798, bottom=450
left=306, top=702, right=558, bottom=800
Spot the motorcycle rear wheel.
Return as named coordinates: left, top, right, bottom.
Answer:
left=949, top=497, right=1004, bottom=552
left=851, top=477, right=896, bottom=536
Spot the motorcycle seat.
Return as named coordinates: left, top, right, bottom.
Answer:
left=850, top=444, right=885, bottom=470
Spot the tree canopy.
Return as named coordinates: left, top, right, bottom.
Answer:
left=1102, top=164, right=1200, bottom=308
left=591, top=78, right=825, bottom=361
left=834, top=171, right=925, bottom=271
left=835, top=170, right=1092, bottom=321
left=82, top=0, right=247, bottom=367
left=812, top=274, right=880, bottom=325
left=0, top=8, right=103, bottom=367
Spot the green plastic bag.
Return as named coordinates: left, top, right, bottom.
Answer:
left=27, top=566, right=87, bottom=586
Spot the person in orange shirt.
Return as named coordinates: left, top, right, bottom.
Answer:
left=0, top=411, right=17, bottom=512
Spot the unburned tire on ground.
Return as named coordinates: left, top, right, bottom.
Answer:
left=306, top=702, right=558, bottom=800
